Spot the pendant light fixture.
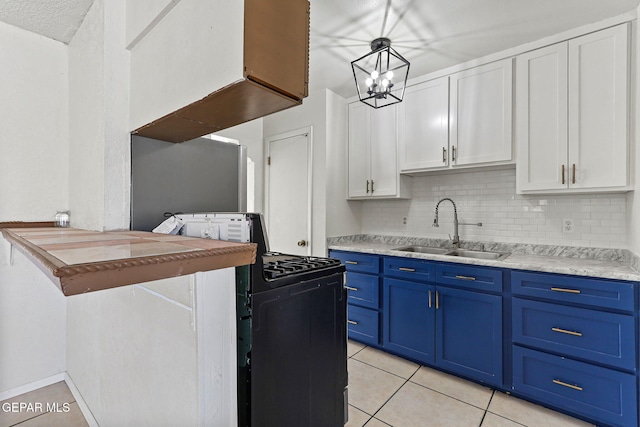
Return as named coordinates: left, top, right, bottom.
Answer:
left=351, top=37, right=410, bottom=109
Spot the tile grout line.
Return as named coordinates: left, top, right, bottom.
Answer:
left=477, top=390, right=496, bottom=426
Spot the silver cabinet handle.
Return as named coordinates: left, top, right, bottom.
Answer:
left=345, top=261, right=358, bottom=265
left=553, top=379, right=583, bottom=391
left=442, top=147, right=447, bottom=163
left=435, top=290, right=440, bottom=309
left=551, top=287, right=581, bottom=294
left=344, top=286, right=359, bottom=292
left=562, top=164, right=566, bottom=185
left=428, top=290, right=432, bottom=308
left=452, top=146, right=456, bottom=162
left=399, top=267, right=416, bottom=272
left=366, top=180, right=370, bottom=193
left=371, top=180, right=375, bottom=193
left=347, top=320, right=358, bottom=325
left=455, top=275, right=476, bottom=281
left=552, top=327, right=583, bottom=337
left=572, top=163, right=576, bottom=184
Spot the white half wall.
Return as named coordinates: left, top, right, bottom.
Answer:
left=0, top=21, right=68, bottom=394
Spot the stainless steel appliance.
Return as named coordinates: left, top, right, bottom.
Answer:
left=179, top=212, right=348, bottom=426
left=130, top=135, right=247, bottom=231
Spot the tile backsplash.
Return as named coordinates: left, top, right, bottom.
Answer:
left=361, top=168, right=627, bottom=249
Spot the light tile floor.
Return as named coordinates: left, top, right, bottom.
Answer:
left=0, top=382, right=88, bottom=427
left=2, top=344, right=596, bottom=427
left=345, top=340, right=595, bottom=427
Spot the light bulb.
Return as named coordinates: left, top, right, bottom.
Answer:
left=371, top=70, right=379, bottom=80
left=365, top=77, right=373, bottom=87
left=386, top=70, right=394, bottom=80
left=381, top=78, right=389, bottom=87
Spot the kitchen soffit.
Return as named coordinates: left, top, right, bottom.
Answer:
left=0, top=0, right=637, bottom=98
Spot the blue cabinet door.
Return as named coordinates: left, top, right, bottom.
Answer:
left=436, top=286, right=502, bottom=387
left=383, top=278, right=435, bottom=364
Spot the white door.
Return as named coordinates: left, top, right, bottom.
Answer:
left=515, top=42, right=569, bottom=192
left=398, top=77, right=450, bottom=171
left=568, top=24, right=628, bottom=190
left=265, top=128, right=312, bottom=255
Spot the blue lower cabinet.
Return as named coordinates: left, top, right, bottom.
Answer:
left=436, top=287, right=503, bottom=387
left=347, top=304, right=379, bottom=346
left=345, top=271, right=379, bottom=309
left=513, top=346, right=637, bottom=427
left=383, top=278, right=435, bottom=364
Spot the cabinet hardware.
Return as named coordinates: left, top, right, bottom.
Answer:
left=551, top=287, right=581, bottom=294
left=455, top=275, right=476, bottom=281
left=552, top=379, right=583, bottom=391
left=344, top=286, right=359, bottom=292
left=428, top=290, right=432, bottom=308
left=371, top=180, right=375, bottom=193
left=366, top=180, right=370, bottom=193
left=572, top=164, right=576, bottom=184
left=452, top=146, right=456, bottom=162
left=399, top=267, right=416, bottom=272
left=345, top=261, right=358, bottom=265
left=297, top=240, right=307, bottom=247
left=442, top=147, right=447, bottom=163
left=435, top=291, right=440, bottom=309
left=347, top=320, right=358, bottom=325
left=552, top=327, right=583, bottom=337
left=562, top=164, right=565, bottom=184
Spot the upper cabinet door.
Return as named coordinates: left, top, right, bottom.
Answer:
left=449, top=59, right=513, bottom=166
left=370, top=105, right=399, bottom=197
left=516, top=43, right=569, bottom=192
left=398, top=77, right=450, bottom=171
left=348, top=102, right=371, bottom=198
left=568, top=24, right=628, bottom=190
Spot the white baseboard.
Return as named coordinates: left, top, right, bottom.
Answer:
left=0, top=373, right=65, bottom=401
left=64, top=373, right=99, bottom=427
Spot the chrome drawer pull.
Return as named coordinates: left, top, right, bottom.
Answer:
left=344, top=286, right=359, bottom=292
left=347, top=320, right=358, bottom=325
left=551, top=287, right=581, bottom=294
left=428, top=290, right=432, bottom=308
left=435, top=291, right=440, bottom=310
left=345, top=261, right=358, bottom=265
left=552, top=327, right=583, bottom=337
left=399, top=267, right=416, bottom=272
left=553, top=379, right=583, bottom=391
left=455, top=275, right=476, bottom=281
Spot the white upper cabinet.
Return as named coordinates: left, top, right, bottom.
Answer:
left=516, top=24, right=629, bottom=194
left=398, top=77, right=450, bottom=171
left=348, top=102, right=410, bottom=199
left=398, top=59, right=513, bottom=173
left=450, top=58, right=513, bottom=167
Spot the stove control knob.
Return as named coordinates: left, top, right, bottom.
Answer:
left=297, top=240, right=307, bottom=247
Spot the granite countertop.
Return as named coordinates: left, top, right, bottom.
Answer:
left=1, top=223, right=256, bottom=296
left=328, top=235, right=640, bottom=282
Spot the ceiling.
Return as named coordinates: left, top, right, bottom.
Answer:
left=0, top=0, right=638, bottom=99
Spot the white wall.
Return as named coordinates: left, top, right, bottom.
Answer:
left=326, top=90, right=362, bottom=239
left=0, top=21, right=68, bottom=394
left=128, top=0, right=244, bottom=130
left=68, top=0, right=130, bottom=232
left=362, top=168, right=628, bottom=248
left=214, top=119, right=265, bottom=213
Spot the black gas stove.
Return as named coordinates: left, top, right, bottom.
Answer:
left=262, top=253, right=343, bottom=280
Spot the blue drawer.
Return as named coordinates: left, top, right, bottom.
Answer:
left=347, top=304, right=379, bottom=346
left=383, top=256, right=436, bottom=282
left=330, top=251, right=380, bottom=274
left=513, top=346, right=637, bottom=427
left=345, top=272, right=379, bottom=309
left=513, top=298, right=636, bottom=371
left=436, top=263, right=503, bottom=293
left=512, top=271, right=635, bottom=312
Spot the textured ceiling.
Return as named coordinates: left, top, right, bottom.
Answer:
left=0, top=0, right=94, bottom=44
left=0, top=0, right=638, bottom=99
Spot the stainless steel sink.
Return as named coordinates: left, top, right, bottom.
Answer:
left=445, top=249, right=510, bottom=261
left=393, top=245, right=510, bottom=261
left=392, top=245, right=450, bottom=255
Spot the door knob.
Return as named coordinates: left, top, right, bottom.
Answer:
left=297, top=240, right=307, bottom=247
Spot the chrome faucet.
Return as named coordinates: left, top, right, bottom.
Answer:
left=433, top=198, right=460, bottom=248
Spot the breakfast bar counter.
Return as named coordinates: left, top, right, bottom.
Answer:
left=0, top=222, right=256, bottom=296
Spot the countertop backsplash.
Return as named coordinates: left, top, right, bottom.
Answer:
left=360, top=168, right=627, bottom=249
